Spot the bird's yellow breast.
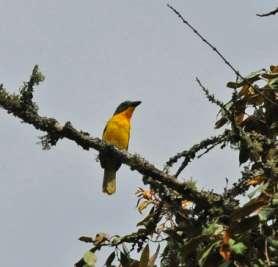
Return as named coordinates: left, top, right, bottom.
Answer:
left=102, top=113, right=131, bottom=150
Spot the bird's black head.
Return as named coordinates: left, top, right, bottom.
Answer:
left=113, top=100, right=141, bottom=115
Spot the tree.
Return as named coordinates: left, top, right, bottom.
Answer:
left=0, top=5, right=277, bottom=267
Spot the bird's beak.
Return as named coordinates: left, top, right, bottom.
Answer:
left=131, top=101, right=141, bottom=107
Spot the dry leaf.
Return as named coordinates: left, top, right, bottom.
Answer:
left=137, top=200, right=152, bottom=214
left=270, top=65, right=278, bottom=73
left=245, top=175, right=264, bottom=186
left=219, top=244, right=231, bottom=262
left=219, top=230, right=231, bottom=262
left=181, top=200, right=192, bottom=210
left=94, top=232, right=108, bottom=245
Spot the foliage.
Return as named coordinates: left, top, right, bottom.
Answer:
left=74, top=66, right=278, bottom=266
left=0, top=58, right=277, bottom=267
left=0, top=5, right=277, bottom=267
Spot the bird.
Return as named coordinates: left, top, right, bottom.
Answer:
left=99, top=100, right=141, bottom=195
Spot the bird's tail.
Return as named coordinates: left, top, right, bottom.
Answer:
left=102, top=169, right=116, bottom=195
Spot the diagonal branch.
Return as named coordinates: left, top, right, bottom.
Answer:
left=165, top=132, right=228, bottom=177
left=167, top=4, right=278, bottom=107
left=0, top=82, right=220, bottom=209
left=167, top=4, right=241, bottom=77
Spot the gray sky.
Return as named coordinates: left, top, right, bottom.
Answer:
left=0, top=0, right=277, bottom=266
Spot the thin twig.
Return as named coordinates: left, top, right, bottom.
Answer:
left=167, top=4, right=240, bottom=77
left=174, top=134, right=227, bottom=177
left=166, top=133, right=228, bottom=168
left=165, top=131, right=228, bottom=177
left=196, top=77, right=241, bottom=137
left=195, top=77, right=227, bottom=111
left=197, top=144, right=218, bottom=159
left=265, top=238, right=271, bottom=266
left=166, top=77, right=234, bottom=171
left=167, top=4, right=278, bottom=106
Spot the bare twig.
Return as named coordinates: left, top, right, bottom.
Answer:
left=167, top=4, right=241, bottom=77
left=196, top=77, right=241, bottom=136
left=167, top=4, right=278, bottom=106
left=165, top=130, right=229, bottom=179
left=165, top=133, right=228, bottom=170
left=174, top=133, right=227, bottom=177
left=165, top=78, right=232, bottom=175
left=257, top=7, right=278, bottom=17
left=195, top=78, right=227, bottom=111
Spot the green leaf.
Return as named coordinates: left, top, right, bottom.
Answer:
left=184, top=178, right=198, bottom=190
left=248, top=182, right=269, bottom=199
left=226, top=70, right=263, bottom=88
left=243, top=70, right=264, bottom=79
left=79, top=236, right=94, bottom=243
left=261, top=72, right=278, bottom=79
left=226, top=81, right=242, bottom=89
left=140, top=244, right=149, bottom=267
left=202, top=222, right=223, bottom=236
left=228, top=238, right=235, bottom=246
left=83, top=251, right=97, bottom=267
left=255, top=259, right=266, bottom=266
left=105, top=251, right=115, bottom=266
left=198, top=241, right=220, bottom=267
left=230, top=241, right=247, bottom=255
left=269, top=77, right=278, bottom=90
left=269, top=238, right=278, bottom=249
left=258, top=207, right=275, bottom=221
left=272, top=194, right=278, bottom=206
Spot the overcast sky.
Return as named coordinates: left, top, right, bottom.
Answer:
left=0, top=0, right=277, bottom=266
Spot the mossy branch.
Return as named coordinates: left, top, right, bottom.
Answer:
left=0, top=66, right=221, bottom=209
left=165, top=132, right=229, bottom=177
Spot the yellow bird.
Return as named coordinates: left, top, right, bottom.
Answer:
left=99, top=100, right=141, bottom=195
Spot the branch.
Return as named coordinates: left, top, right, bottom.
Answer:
left=0, top=71, right=220, bottom=209
left=164, top=78, right=233, bottom=177
left=79, top=204, right=163, bottom=249
left=167, top=4, right=278, bottom=107
left=196, top=77, right=241, bottom=136
left=75, top=228, right=153, bottom=267
left=20, top=65, right=45, bottom=107
left=195, top=78, right=227, bottom=111
left=75, top=195, right=164, bottom=266
left=167, top=4, right=241, bottom=78
left=165, top=132, right=228, bottom=177
left=257, top=7, right=278, bottom=17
